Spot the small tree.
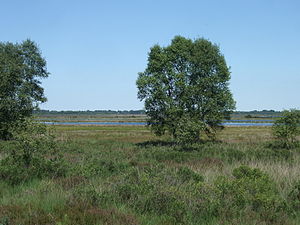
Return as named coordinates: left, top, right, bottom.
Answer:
left=136, top=36, right=235, bottom=143
left=0, top=39, right=49, bottom=140
left=272, top=109, right=300, bottom=149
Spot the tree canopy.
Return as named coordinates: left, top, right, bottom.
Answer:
left=137, top=36, right=235, bottom=143
left=0, top=39, right=49, bottom=139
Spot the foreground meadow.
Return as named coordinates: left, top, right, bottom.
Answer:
left=1, top=125, right=300, bottom=225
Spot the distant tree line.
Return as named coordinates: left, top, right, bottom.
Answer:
left=236, top=110, right=280, bottom=115
left=236, top=110, right=282, bottom=118
left=34, top=109, right=146, bottom=115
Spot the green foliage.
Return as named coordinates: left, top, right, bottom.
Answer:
left=0, top=39, right=49, bottom=140
left=232, top=165, right=266, bottom=179
left=3, top=125, right=300, bottom=224
left=177, top=166, right=204, bottom=183
left=174, top=116, right=205, bottom=144
left=137, top=36, right=235, bottom=143
left=101, top=164, right=291, bottom=224
left=75, top=158, right=129, bottom=178
left=194, top=166, right=288, bottom=224
left=0, top=119, right=67, bottom=185
left=272, top=109, right=300, bottom=149
left=0, top=217, right=9, bottom=225
left=215, top=166, right=286, bottom=222
left=288, top=181, right=300, bottom=212
left=112, top=165, right=203, bottom=223
left=141, top=191, right=186, bottom=223
left=10, top=119, right=55, bottom=165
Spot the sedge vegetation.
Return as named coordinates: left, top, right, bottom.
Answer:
left=1, top=124, right=300, bottom=225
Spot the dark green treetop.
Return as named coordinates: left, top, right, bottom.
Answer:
left=137, top=36, right=235, bottom=143
left=0, top=39, right=49, bottom=139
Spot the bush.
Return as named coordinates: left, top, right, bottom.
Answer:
left=288, top=181, right=300, bottom=212
left=214, top=166, right=287, bottom=222
left=272, top=110, right=300, bottom=149
left=0, top=119, right=67, bottom=185
left=111, top=165, right=204, bottom=223
left=194, top=166, right=288, bottom=224
left=0, top=217, right=10, bottom=225
left=177, top=166, right=204, bottom=183
left=76, top=159, right=129, bottom=178
left=141, top=190, right=187, bottom=222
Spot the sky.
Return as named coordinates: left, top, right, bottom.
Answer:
left=1, top=0, right=299, bottom=111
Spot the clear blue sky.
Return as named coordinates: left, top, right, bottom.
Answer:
left=1, top=0, right=299, bottom=111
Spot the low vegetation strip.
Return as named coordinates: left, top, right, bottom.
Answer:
left=1, top=125, right=300, bottom=225
left=41, top=121, right=275, bottom=127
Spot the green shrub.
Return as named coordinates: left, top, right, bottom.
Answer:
left=0, top=217, right=10, bottom=225
left=140, top=190, right=187, bottom=222
left=214, top=166, right=287, bottom=222
left=232, top=165, right=266, bottom=179
left=288, top=181, right=300, bottom=212
left=0, top=119, right=67, bottom=185
left=75, top=159, right=129, bottom=178
left=71, top=186, right=103, bottom=206
left=111, top=165, right=204, bottom=223
left=177, top=166, right=204, bottom=183
left=0, top=156, right=66, bottom=185
left=272, top=110, right=300, bottom=149
left=194, top=166, right=288, bottom=224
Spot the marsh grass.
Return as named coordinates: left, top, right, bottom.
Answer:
left=1, top=125, right=300, bottom=224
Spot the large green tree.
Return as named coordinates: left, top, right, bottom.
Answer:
left=0, top=39, right=49, bottom=140
left=137, top=36, right=235, bottom=143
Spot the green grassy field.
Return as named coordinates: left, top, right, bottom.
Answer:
left=1, top=125, right=300, bottom=225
